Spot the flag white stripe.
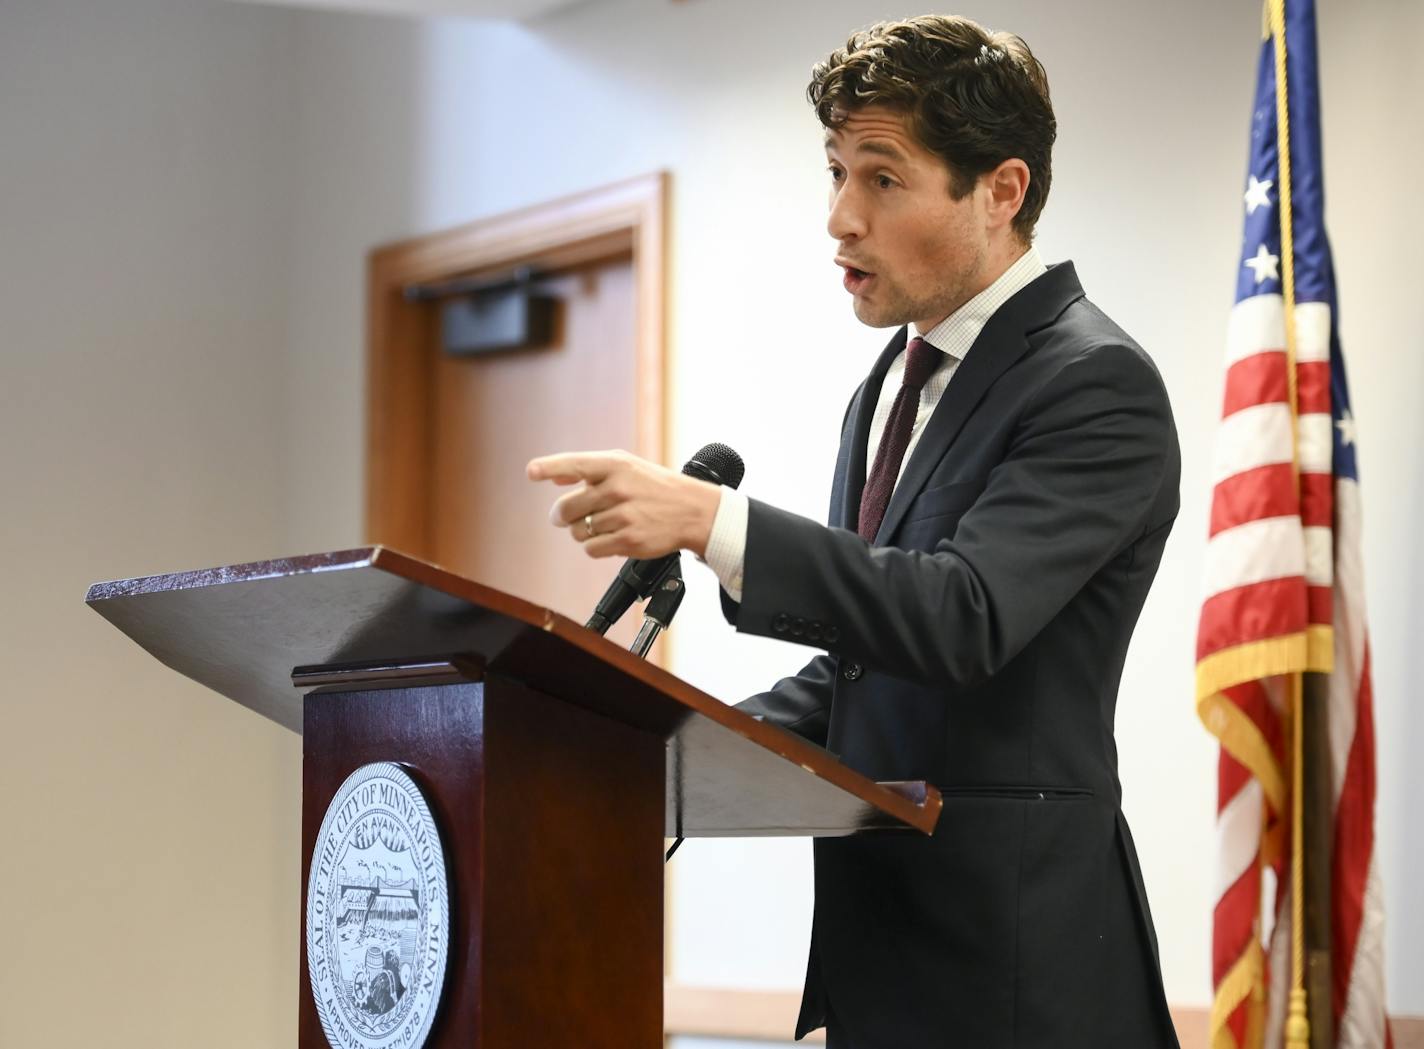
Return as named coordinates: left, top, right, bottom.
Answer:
left=1208, top=410, right=1330, bottom=488
left=1294, top=302, right=1332, bottom=364
left=1227, top=294, right=1286, bottom=367
left=1223, top=297, right=1330, bottom=369
left=1298, top=412, right=1333, bottom=475
left=1218, top=300, right=1327, bottom=361
left=1304, top=525, right=1333, bottom=588
left=1338, top=852, right=1390, bottom=1049
left=1214, top=779, right=1265, bottom=899
left=1203, top=517, right=1305, bottom=599
left=1213, top=403, right=1295, bottom=483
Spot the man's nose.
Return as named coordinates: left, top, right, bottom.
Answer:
left=827, top=183, right=867, bottom=242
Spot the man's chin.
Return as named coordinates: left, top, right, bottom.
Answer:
left=852, top=300, right=910, bottom=329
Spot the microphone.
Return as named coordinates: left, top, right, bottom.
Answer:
left=584, top=443, right=745, bottom=636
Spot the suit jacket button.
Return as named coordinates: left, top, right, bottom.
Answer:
left=791, top=617, right=806, bottom=636
left=806, top=622, right=822, bottom=641
left=773, top=613, right=789, bottom=633
left=825, top=626, right=840, bottom=644
left=842, top=662, right=863, bottom=682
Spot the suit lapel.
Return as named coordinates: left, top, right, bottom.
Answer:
left=872, top=262, right=1086, bottom=546
left=836, top=326, right=907, bottom=531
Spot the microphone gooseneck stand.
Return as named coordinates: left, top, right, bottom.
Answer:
left=624, top=557, right=687, bottom=861
left=629, top=559, right=685, bottom=659
left=581, top=443, right=746, bottom=861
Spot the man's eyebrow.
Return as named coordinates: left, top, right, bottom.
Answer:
left=822, top=135, right=908, bottom=162
left=857, top=140, right=908, bottom=161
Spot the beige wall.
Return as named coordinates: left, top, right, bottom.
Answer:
left=2, top=0, right=1420, bottom=1045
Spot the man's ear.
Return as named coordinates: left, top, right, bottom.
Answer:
left=984, top=158, right=1030, bottom=234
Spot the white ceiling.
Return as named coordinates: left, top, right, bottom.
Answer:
left=225, top=0, right=598, bottom=21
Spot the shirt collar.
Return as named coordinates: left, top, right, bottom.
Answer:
left=914, top=245, right=1047, bottom=358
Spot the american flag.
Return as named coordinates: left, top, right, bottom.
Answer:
left=1196, top=1, right=1390, bottom=1047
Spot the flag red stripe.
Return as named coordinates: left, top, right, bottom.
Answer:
left=1218, top=749, right=1252, bottom=806
left=1331, top=645, right=1377, bottom=1032
left=1308, top=584, right=1332, bottom=627
left=1197, top=577, right=1308, bottom=660
left=1217, top=356, right=1328, bottom=417
left=1223, top=352, right=1289, bottom=416
left=1298, top=471, right=1333, bottom=529
left=1210, top=464, right=1298, bottom=536
left=1208, top=470, right=1332, bottom=537
left=1228, top=1002, right=1250, bottom=1048
left=1214, top=861, right=1262, bottom=983
left=1297, top=361, right=1330, bottom=415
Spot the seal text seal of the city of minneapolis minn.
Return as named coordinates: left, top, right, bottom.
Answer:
left=306, top=763, right=449, bottom=1049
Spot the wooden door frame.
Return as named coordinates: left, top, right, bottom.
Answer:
left=364, top=172, right=667, bottom=551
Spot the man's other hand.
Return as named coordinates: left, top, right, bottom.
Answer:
left=527, top=450, right=722, bottom=560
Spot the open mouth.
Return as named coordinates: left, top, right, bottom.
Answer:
left=842, top=265, right=874, bottom=293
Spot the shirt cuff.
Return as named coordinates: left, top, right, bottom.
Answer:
left=703, top=487, right=749, bottom=602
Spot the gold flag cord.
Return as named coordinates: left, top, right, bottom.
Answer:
left=1265, top=0, right=1310, bottom=1046
left=1269, top=0, right=1301, bottom=443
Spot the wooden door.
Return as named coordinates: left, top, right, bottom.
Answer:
left=366, top=176, right=665, bottom=650
left=427, top=257, right=638, bottom=637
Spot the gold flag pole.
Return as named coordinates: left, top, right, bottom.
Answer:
left=1286, top=675, right=1309, bottom=1049
left=1265, top=0, right=1310, bottom=1045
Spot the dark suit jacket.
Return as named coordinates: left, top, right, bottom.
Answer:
left=722, top=263, right=1182, bottom=1048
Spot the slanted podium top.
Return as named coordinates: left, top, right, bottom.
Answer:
left=86, top=547, right=941, bottom=838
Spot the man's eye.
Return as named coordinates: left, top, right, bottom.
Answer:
left=828, top=166, right=844, bottom=182
left=876, top=174, right=896, bottom=189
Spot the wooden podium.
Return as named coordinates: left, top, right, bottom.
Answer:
left=86, top=547, right=941, bottom=1048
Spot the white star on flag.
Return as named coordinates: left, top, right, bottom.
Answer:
left=1244, top=174, right=1274, bottom=214
left=1336, top=410, right=1357, bottom=446
left=1243, top=244, right=1280, bottom=284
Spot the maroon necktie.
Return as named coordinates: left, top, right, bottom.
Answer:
left=857, top=336, right=943, bottom=540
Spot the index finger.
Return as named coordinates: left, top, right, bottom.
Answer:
left=526, top=451, right=618, bottom=485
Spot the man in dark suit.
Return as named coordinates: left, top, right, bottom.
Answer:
left=530, top=14, right=1180, bottom=1048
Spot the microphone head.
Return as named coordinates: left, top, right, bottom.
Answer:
left=683, top=442, right=745, bottom=489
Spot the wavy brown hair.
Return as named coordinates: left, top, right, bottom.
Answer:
left=809, top=15, right=1056, bottom=242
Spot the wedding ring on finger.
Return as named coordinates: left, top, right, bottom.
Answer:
left=583, top=513, right=596, bottom=538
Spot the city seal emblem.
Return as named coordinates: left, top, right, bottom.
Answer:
left=306, top=763, right=449, bottom=1049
